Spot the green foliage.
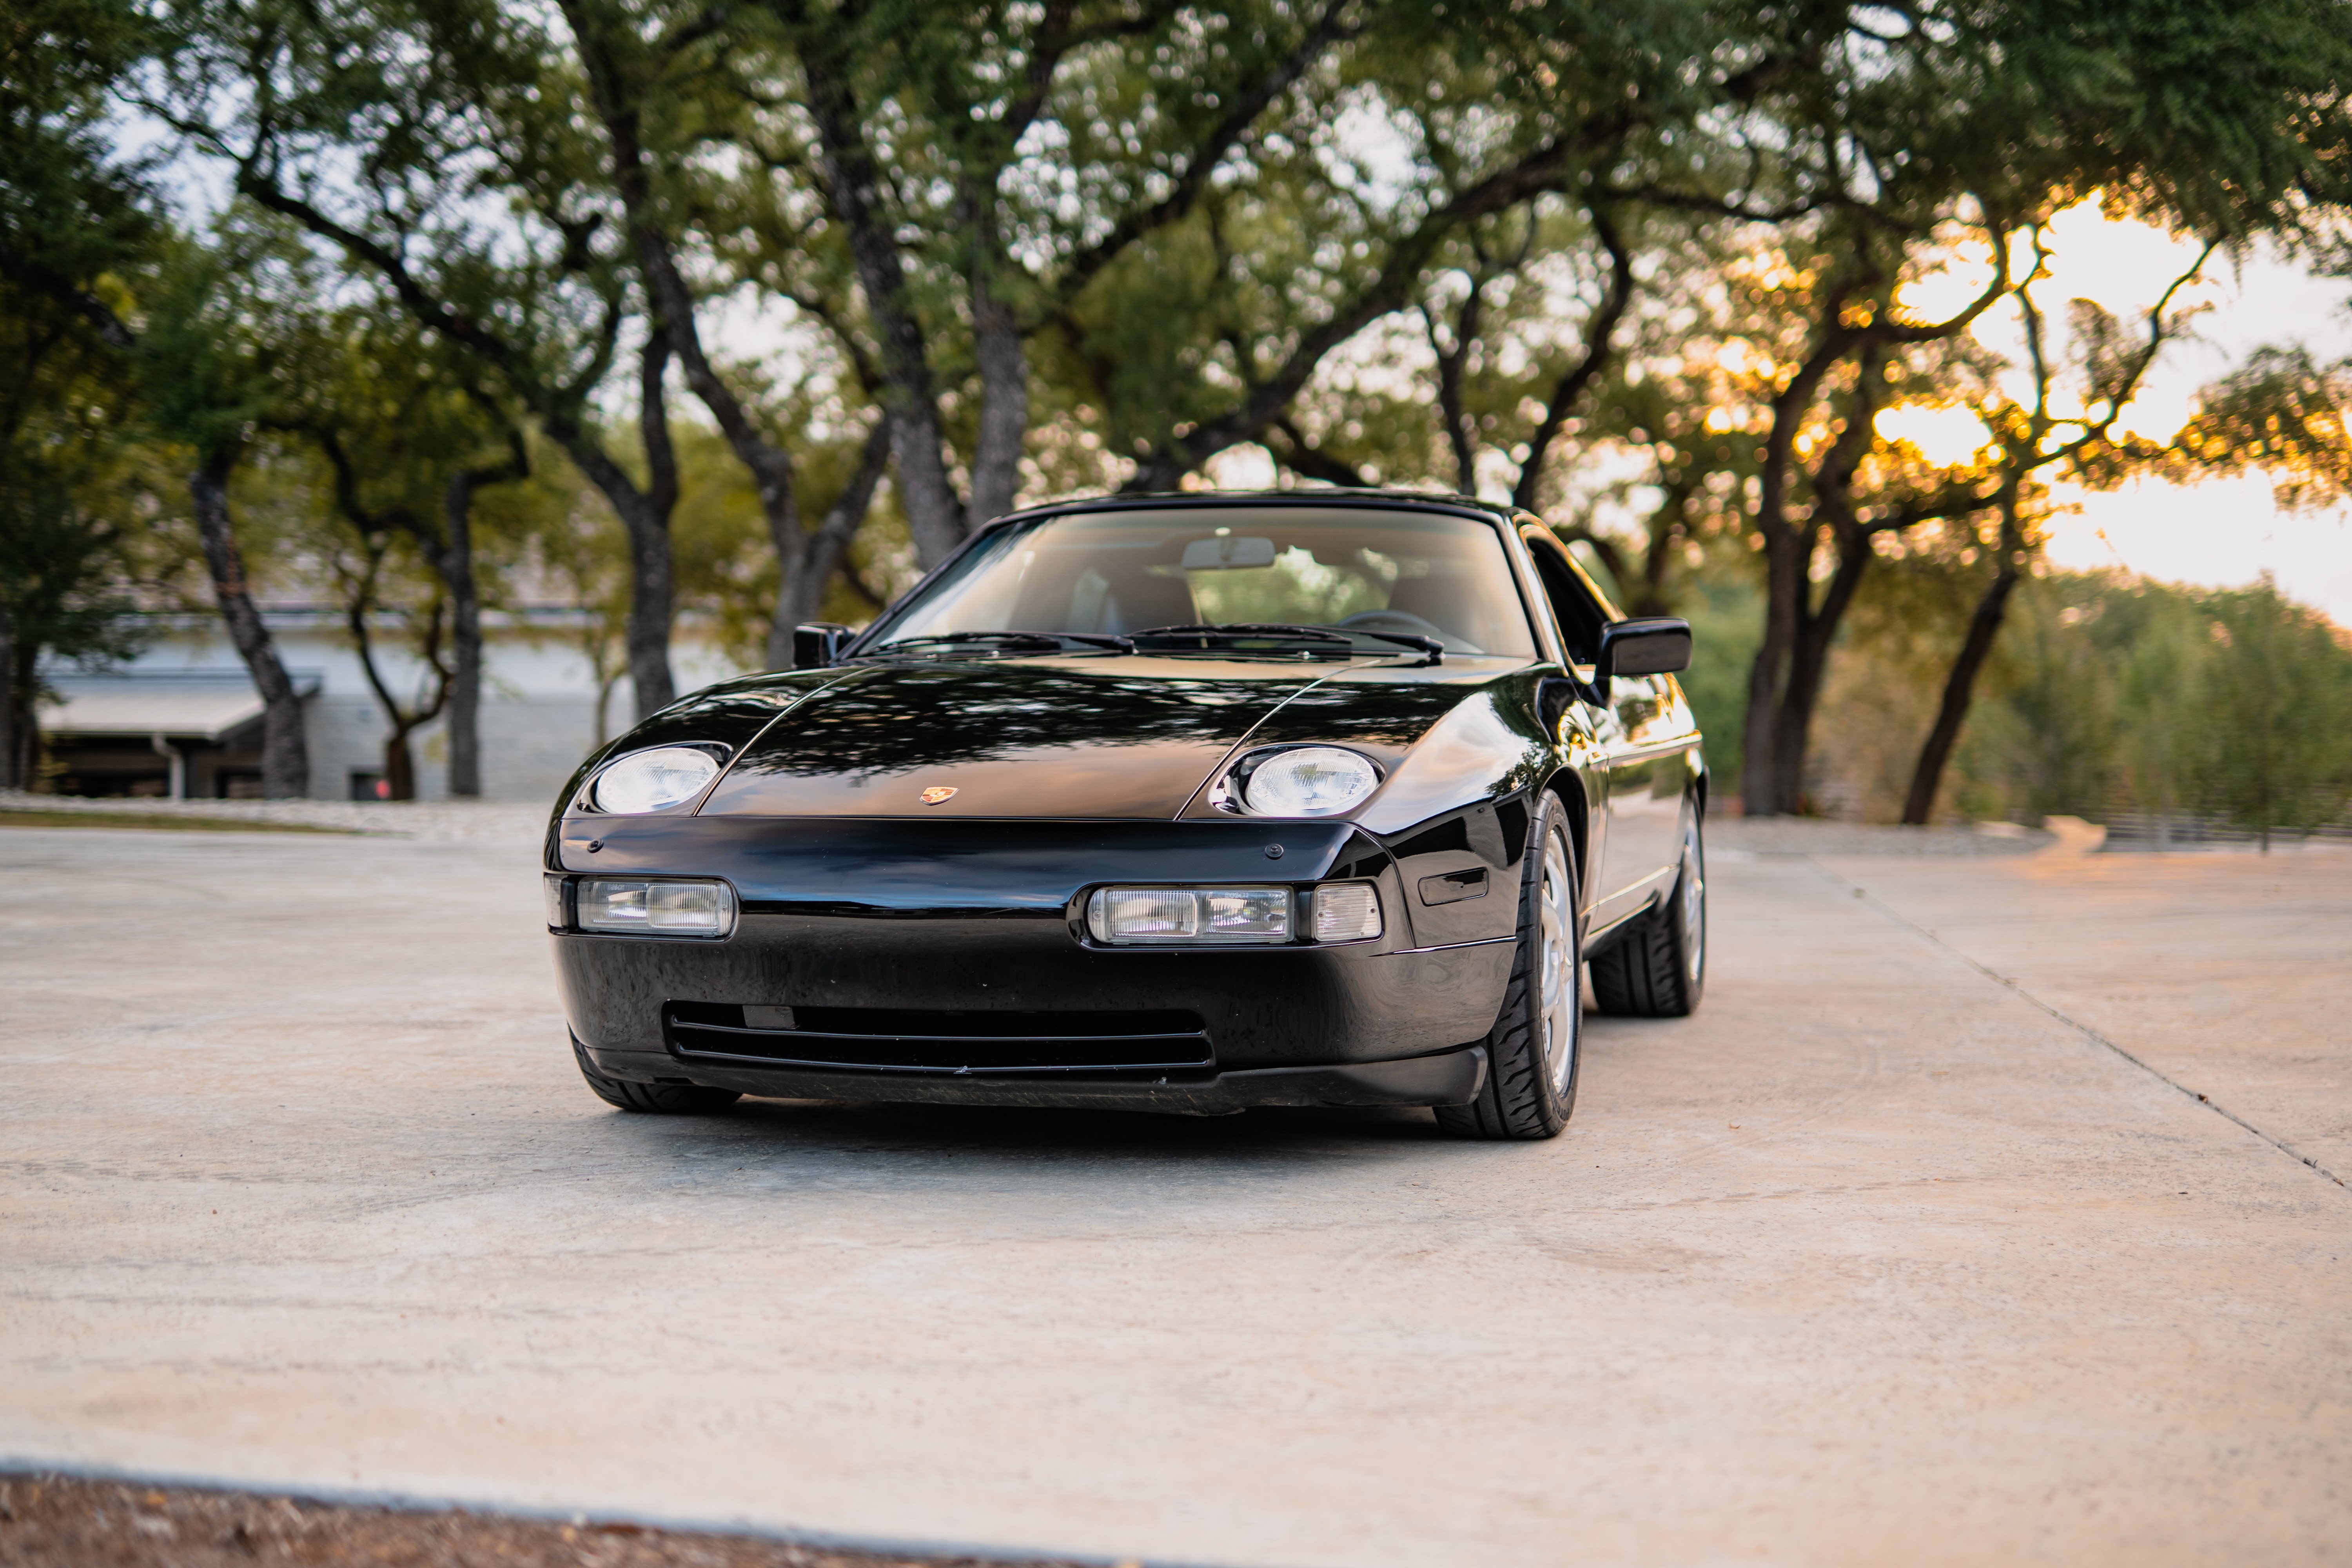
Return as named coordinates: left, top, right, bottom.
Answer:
left=0, top=0, right=160, bottom=313
left=1662, top=550, right=1763, bottom=797
left=2193, top=578, right=2352, bottom=842
left=1859, top=571, right=2352, bottom=841
left=0, top=0, right=188, bottom=777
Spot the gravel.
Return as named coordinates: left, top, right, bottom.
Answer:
left=0, top=1475, right=1090, bottom=1568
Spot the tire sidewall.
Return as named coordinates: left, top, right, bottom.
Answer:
left=1674, top=799, right=1706, bottom=1007
left=1521, top=793, right=1582, bottom=1129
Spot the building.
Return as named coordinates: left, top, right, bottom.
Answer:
left=34, top=606, right=746, bottom=802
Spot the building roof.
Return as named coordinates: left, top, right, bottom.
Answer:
left=38, top=670, right=322, bottom=742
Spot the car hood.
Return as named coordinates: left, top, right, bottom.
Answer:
left=699, top=656, right=1343, bottom=820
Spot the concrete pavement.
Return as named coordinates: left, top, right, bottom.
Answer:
left=2, top=821, right=2346, bottom=1566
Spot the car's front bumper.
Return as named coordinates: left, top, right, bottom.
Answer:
left=574, top=1036, right=1489, bottom=1113
left=550, top=815, right=1517, bottom=1111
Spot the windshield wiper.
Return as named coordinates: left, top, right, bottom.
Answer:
left=1129, top=622, right=1443, bottom=660
left=867, top=629, right=1135, bottom=656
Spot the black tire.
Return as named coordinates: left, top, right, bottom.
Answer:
left=572, top=1036, right=741, bottom=1115
left=1589, top=802, right=1706, bottom=1018
left=1434, top=792, right=1582, bottom=1141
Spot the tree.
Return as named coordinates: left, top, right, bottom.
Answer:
left=332, top=530, right=454, bottom=801
left=5, top=1, right=329, bottom=795
left=0, top=0, right=163, bottom=788
left=123, top=221, right=350, bottom=797
left=1650, top=0, right=2352, bottom=815
left=0, top=443, right=154, bottom=789
left=546, top=0, right=890, bottom=659
left=157, top=0, right=700, bottom=716
left=285, top=310, right=530, bottom=796
left=2194, top=578, right=2352, bottom=848
left=1896, top=229, right=2217, bottom=823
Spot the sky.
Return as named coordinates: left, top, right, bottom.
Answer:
left=1893, top=202, right=2352, bottom=625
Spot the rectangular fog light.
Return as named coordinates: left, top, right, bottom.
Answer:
left=1312, top=882, right=1383, bottom=943
left=577, top=878, right=737, bottom=938
left=1088, top=886, right=1290, bottom=944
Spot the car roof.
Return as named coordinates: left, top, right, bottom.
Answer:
left=980, top=488, right=1526, bottom=532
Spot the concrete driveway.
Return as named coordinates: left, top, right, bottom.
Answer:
left=2, top=820, right=2346, bottom=1567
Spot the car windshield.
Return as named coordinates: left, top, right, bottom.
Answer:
left=865, top=506, right=1537, bottom=658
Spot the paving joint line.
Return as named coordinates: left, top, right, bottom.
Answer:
left=1810, top=859, right=2347, bottom=1192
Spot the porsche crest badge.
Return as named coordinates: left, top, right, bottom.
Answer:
left=918, top=786, right=958, bottom=805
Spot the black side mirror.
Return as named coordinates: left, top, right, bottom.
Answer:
left=1594, top=617, right=1692, bottom=698
left=792, top=622, right=851, bottom=669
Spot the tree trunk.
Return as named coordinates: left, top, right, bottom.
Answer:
left=439, top=471, right=484, bottom=796
left=593, top=665, right=622, bottom=749
left=5, top=640, right=31, bottom=793
left=0, top=598, right=14, bottom=791
left=767, top=417, right=893, bottom=668
left=192, top=451, right=308, bottom=797
left=1902, top=567, right=2020, bottom=825
left=797, top=38, right=967, bottom=568
left=1768, top=531, right=1872, bottom=812
left=384, top=726, right=417, bottom=801
left=607, top=330, right=679, bottom=719
left=966, top=211, right=1028, bottom=526
left=431, top=436, right=525, bottom=796
left=616, top=491, right=674, bottom=717
left=1740, top=529, right=1807, bottom=815
left=348, top=582, right=451, bottom=804
left=566, top=0, right=820, bottom=645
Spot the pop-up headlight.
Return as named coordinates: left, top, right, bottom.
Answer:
left=1240, top=747, right=1379, bottom=817
left=592, top=746, right=721, bottom=813
left=1087, top=886, right=1290, bottom=944
left=574, top=878, right=737, bottom=938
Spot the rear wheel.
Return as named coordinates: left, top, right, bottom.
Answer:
left=1589, top=804, right=1706, bottom=1017
left=572, top=1036, right=741, bottom=1115
left=1435, top=793, right=1581, bottom=1141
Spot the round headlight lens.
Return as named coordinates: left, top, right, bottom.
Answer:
left=592, top=746, right=721, bottom=813
left=1241, top=746, right=1380, bottom=817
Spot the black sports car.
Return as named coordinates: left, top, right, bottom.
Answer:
left=545, top=491, right=1705, bottom=1140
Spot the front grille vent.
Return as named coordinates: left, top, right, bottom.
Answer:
left=664, top=1002, right=1212, bottom=1078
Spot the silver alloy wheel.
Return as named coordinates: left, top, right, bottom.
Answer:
left=1679, top=820, right=1706, bottom=988
left=1537, top=826, right=1578, bottom=1095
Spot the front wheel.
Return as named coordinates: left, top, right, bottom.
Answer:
left=1589, top=806, right=1706, bottom=1018
left=1434, top=793, right=1582, bottom=1141
left=573, top=1036, right=741, bottom=1115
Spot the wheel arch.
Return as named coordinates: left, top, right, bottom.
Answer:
left=1539, top=766, right=1597, bottom=889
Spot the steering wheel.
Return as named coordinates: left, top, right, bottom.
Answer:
left=1337, top=608, right=1450, bottom=641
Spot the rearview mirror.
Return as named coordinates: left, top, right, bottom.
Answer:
left=1596, top=617, right=1692, bottom=687
left=1181, top=535, right=1278, bottom=570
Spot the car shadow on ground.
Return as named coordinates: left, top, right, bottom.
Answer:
left=573, top=1094, right=1477, bottom=1180
left=555, top=1002, right=1693, bottom=1172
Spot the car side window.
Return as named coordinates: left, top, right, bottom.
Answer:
left=1521, top=530, right=1609, bottom=665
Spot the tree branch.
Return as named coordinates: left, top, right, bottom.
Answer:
left=1267, top=416, right=1371, bottom=488
left=1512, top=205, right=1636, bottom=511
left=1127, top=121, right=1628, bottom=488
left=1049, top=0, right=1361, bottom=312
